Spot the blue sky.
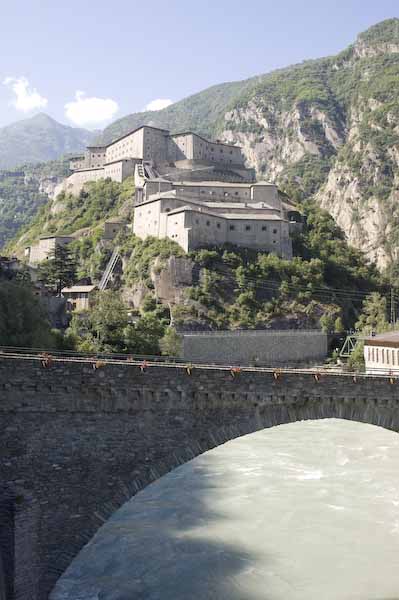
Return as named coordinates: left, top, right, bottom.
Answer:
left=0, top=0, right=397, bottom=130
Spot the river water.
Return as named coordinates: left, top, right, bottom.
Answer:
left=51, top=419, right=399, bottom=600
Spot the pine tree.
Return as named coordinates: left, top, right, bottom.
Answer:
left=38, top=244, right=77, bottom=295
left=355, top=292, right=389, bottom=335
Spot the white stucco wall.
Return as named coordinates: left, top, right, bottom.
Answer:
left=364, top=344, right=399, bottom=375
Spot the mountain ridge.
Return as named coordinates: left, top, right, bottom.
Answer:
left=0, top=113, right=96, bottom=169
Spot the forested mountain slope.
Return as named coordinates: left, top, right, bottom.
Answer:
left=0, top=158, right=69, bottom=249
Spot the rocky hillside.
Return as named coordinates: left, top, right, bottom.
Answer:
left=0, top=113, right=96, bottom=169
left=98, top=19, right=399, bottom=271
left=7, top=176, right=387, bottom=333
left=0, top=158, right=70, bottom=249
left=220, top=19, right=399, bottom=270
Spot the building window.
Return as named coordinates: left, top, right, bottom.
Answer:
left=372, top=348, right=375, bottom=362
left=262, top=226, right=267, bottom=231
left=245, top=225, right=251, bottom=231
left=376, top=349, right=379, bottom=362
left=273, top=229, right=278, bottom=234
left=216, top=223, right=221, bottom=229
left=206, top=220, right=210, bottom=226
left=382, top=349, right=385, bottom=363
left=229, top=225, right=235, bottom=231
left=235, top=192, right=239, bottom=196
left=165, top=208, right=170, bottom=213
left=392, top=349, right=395, bottom=366
left=387, top=350, right=390, bottom=365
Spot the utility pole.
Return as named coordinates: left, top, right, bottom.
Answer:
left=391, top=287, right=395, bottom=325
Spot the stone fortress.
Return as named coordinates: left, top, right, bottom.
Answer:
left=55, top=125, right=301, bottom=257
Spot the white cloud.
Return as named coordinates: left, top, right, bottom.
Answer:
left=64, top=91, right=119, bottom=128
left=3, top=76, right=48, bottom=112
left=144, top=98, right=173, bottom=111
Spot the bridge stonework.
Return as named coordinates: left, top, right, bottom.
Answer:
left=1, top=356, right=399, bottom=599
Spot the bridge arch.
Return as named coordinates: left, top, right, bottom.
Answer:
left=1, top=355, right=399, bottom=599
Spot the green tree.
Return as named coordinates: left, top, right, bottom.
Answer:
left=347, top=341, right=365, bottom=371
left=89, top=291, right=129, bottom=352
left=0, top=281, right=54, bottom=348
left=160, top=328, right=182, bottom=357
left=66, top=291, right=166, bottom=355
left=129, top=313, right=165, bottom=355
left=38, top=244, right=77, bottom=295
left=355, top=292, right=389, bottom=334
left=334, top=316, right=345, bottom=333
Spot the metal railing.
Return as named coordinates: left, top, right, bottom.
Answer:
left=0, top=345, right=398, bottom=380
left=182, top=329, right=326, bottom=337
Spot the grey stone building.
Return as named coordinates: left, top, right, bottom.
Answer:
left=57, top=125, right=254, bottom=197
left=54, top=124, right=300, bottom=256
left=133, top=178, right=295, bottom=256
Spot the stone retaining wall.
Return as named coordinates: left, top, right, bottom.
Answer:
left=181, top=330, right=328, bottom=365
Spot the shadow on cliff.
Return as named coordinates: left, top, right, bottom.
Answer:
left=50, top=449, right=276, bottom=600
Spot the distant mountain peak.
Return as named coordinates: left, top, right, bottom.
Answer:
left=0, top=114, right=96, bottom=169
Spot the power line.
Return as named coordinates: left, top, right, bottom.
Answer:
left=211, top=267, right=389, bottom=303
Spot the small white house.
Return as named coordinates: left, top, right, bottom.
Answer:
left=364, top=332, right=399, bottom=375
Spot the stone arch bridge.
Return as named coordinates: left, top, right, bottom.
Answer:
left=1, top=353, right=399, bottom=599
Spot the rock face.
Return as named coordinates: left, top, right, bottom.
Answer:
left=217, top=19, right=399, bottom=270
left=151, top=256, right=194, bottom=304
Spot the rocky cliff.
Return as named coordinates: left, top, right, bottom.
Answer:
left=218, top=19, right=399, bottom=270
